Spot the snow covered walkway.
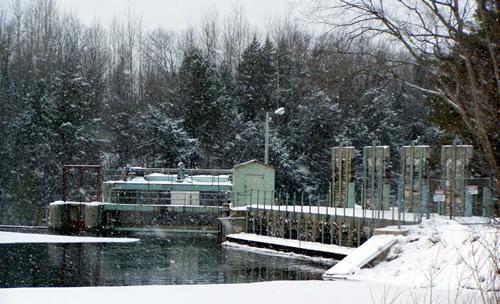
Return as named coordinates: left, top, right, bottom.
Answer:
left=225, top=233, right=354, bottom=258
left=249, top=204, right=420, bottom=223
left=0, top=231, right=139, bottom=244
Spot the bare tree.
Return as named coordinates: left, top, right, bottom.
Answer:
left=144, top=28, right=177, bottom=74
left=221, top=4, right=251, bottom=72
left=141, top=28, right=178, bottom=106
left=307, top=0, right=499, bottom=193
left=200, top=7, right=220, bottom=63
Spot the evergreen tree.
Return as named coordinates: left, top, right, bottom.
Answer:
left=177, top=47, right=227, bottom=167
left=235, top=36, right=276, bottom=121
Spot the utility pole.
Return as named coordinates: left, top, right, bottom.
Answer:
left=264, top=108, right=284, bottom=165
left=264, top=112, right=270, bottom=165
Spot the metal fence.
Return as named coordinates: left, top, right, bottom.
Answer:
left=108, top=189, right=230, bottom=206
left=239, top=177, right=495, bottom=218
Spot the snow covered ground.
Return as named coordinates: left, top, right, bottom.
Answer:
left=349, top=217, right=499, bottom=303
left=0, top=231, right=139, bottom=244
left=0, top=280, right=486, bottom=304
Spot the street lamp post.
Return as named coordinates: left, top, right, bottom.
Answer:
left=264, top=107, right=285, bottom=165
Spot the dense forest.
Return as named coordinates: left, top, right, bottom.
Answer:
left=0, top=0, right=488, bottom=225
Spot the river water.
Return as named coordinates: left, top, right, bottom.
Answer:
left=0, top=231, right=333, bottom=287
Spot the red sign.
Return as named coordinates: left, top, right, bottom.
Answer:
left=466, top=185, right=478, bottom=195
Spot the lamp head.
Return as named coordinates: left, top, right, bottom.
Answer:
left=274, top=107, right=285, bottom=115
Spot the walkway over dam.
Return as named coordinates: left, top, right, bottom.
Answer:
left=244, top=204, right=418, bottom=248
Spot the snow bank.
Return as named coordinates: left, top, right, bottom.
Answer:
left=0, top=231, right=139, bottom=244
left=0, top=280, right=484, bottom=304
left=351, top=217, right=499, bottom=293
left=324, top=234, right=397, bottom=278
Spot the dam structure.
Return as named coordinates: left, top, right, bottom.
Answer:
left=49, top=142, right=495, bottom=261
left=49, top=163, right=232, bottom=233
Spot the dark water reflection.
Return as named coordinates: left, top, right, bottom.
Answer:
left=0, top=233, right=333, bottom=287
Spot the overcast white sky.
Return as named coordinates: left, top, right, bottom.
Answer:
left=57, top=0, right=305, bottom=31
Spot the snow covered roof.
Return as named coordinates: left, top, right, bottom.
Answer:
left=233, top=159, right=275, bottom=169
left=106, top=176, right=232, bottom=187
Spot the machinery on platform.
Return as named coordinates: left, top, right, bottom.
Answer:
left=102, top=162, right=232, bottom=206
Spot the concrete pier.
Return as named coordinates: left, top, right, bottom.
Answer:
left=49, top=201, right=229, bottom=233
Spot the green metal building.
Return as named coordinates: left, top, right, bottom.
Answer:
left=232, top=160, right=275, bottom=207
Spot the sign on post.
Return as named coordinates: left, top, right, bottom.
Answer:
left=433, top=189, right=445, bottom=202
left=466, top=185, right=478, bottom=195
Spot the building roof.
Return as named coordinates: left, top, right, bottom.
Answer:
left=233, top=159, right=275, bottom=170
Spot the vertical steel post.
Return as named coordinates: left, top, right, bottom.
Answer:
left=326, top=190, right=330, bottom=216
left=277, top=190, right=280, bottom=212
left=338, top=144, right=343, bottom=207
left=63, top=166, right=68, bottom=201
left=330, top=215, right=334, bottom=245
left=79, top=167, right=84, bottom=202
left=250, top=190, right=255, bottom=234
left=331, top=148, right=336, bottom=208
left=256, top=189, right=260, bottom=209
left=371, top=142, right=376, bottom=213
left=451, top=140, right=457, bottom=219
left=400, top=145, right=406, bottom=223
left=321, top=195, right=325, bottom=243
left=297, top=203, right=301, bottom=241
left=397, top=176, right=402, bottom=229
left=96, top=166, right=101, bottom=201
left=309, top=195, right=311, bottom=214
left=461, top=146, right=467, bottom=216
left=409, top=141, right=415, bottom=213
left=317, top=194, right=320, bottom=216
left=301, top=192, right=304, bottom=214
left=440, top=148, right=446, bottom=216
left=418, top=145, right=424, bottom=221
left=378, top=145, right=384, bottom=226
left=246, top=198, right=249, bottom=233
left=258, top=190, right=263, bottom=235
left=482, top=186, right=491, bottom=217
left=362, top=150, right=366, bottom=218
left=304, top=213, right=308, bottom=242
left=288, top=194, right=292, bottom=239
